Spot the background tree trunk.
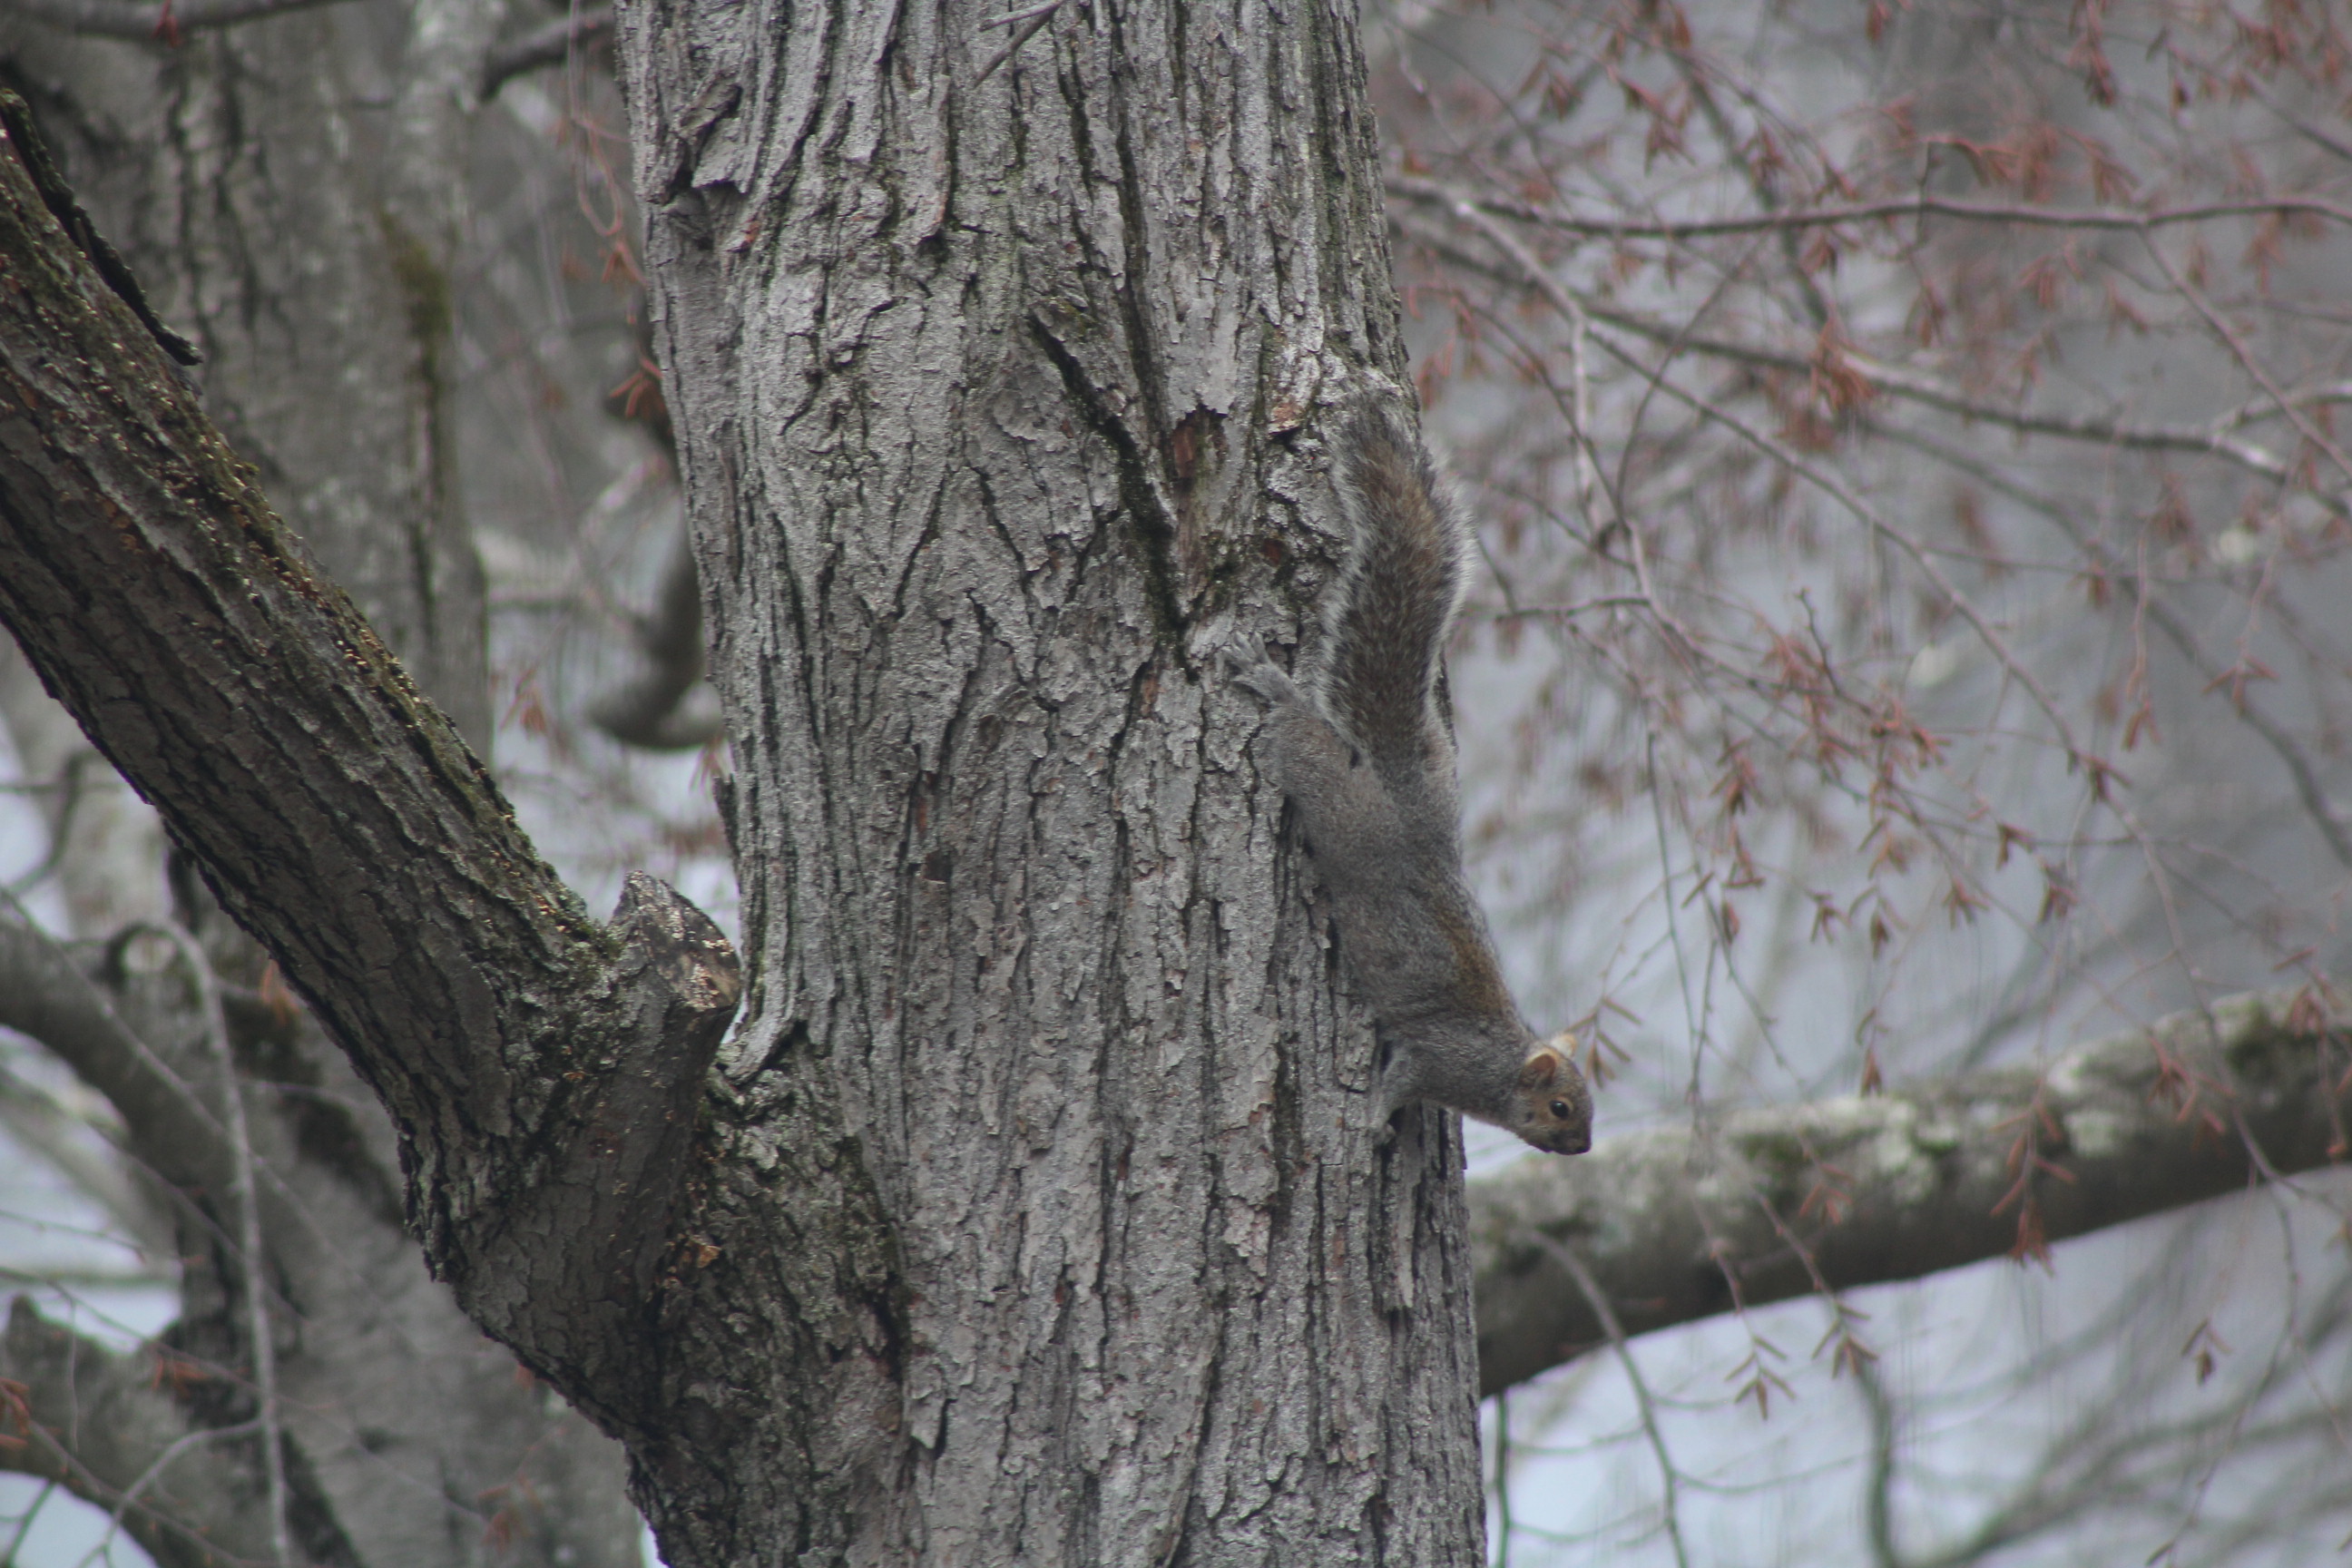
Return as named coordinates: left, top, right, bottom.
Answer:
left=617, top=1, right=1491, bottom=1559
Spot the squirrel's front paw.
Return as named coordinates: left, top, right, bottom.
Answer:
left=1221, top=640, right=1300, bottom=705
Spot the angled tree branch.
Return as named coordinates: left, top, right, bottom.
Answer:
left=0, top=906, right=245, bottom=1204
left=481, top=6, right=613, bottom=98
left=1469, top=989, right=2352, bottom=1396
left=0, top=97, right=739, bottom=1436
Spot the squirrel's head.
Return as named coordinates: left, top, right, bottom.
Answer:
left=1507, top=1034, right=1593, bottom=1156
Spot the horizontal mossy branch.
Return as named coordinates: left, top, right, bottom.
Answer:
left=0, top=101, right=739, bottom=1432
left=1468, top=988, right=2351, bottom=1396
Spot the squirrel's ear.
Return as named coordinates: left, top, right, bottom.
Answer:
left=1516, top=1049, right=1563, bottom=1092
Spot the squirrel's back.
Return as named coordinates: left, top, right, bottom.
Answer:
left=1317, top=407, right=1471, bottom=797
left=1227, top=401, right=1593, bottom=1157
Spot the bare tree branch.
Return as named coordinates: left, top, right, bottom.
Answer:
left=1388, top=172, right=2352, bottom=242
left=1390, top=206, right=2352, bottom=519
left=1541, top=1236, right=1692, bottom=1568
left=156, top=924, right=291, bottom=1568
left=0, top=906, right=242, bottom=1201
left=0, top=93, right=740, bottom=1434
left=591, top=535, right=722, bottom=752
left=1, top=1296, right=281, bottom=1568
left=1874, top=419, right=2352, bottom=874
left=481, top=6, right=613, bottom=98
left=0, top=1059, right=173, bottom=1263
left=1470, top=989, right=2352, bottom=1396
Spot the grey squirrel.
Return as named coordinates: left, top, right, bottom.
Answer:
left=1227, top=405, right=1593, bottom=1157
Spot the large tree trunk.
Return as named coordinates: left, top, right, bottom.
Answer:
left=616, top=3, right=1489, bottom=1560
left=0, top=3, right=1495, bottom=1563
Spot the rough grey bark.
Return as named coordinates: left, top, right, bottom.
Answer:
left=1469, top=988, right=2352, bottom=1396
left=0, top=0, right=500, bottom=936
left=614, top=2, right=1492, bottom=1561
left=0, top=37, right=1494, bottom=1544
left=5, top=10, right=2351, bottom=1561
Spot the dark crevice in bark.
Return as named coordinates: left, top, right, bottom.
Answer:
left=1026, top=314, right=1189, bottom=640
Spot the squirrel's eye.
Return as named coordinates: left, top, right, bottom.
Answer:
left=1549, top=1100, right=1571, bottom=1119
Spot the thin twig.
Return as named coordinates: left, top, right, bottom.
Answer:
left=0, top=1380, right=275, bottom=1565
left=1451, top=197, right=2112, bottom=850
left=76, top=1419, right=262, bottom=1568
left=2140, top=231, right=2352, bottom=487
left=1394, top=209, right=2347, bottom=509
left=0, top=1479, right=56, bottom=1563
left=975, top=0, right=1065, bottom=83
left=1878, top=418, right=2352, bottom=872
left=1537, top=1235, right=1693, bottom=1568
left=1493, top=1389, right=1514, bottom=1568
left=1582, top=316, right=2098, bottom=772
left=3, top=751, right=95, bottom=897
left=1855, top=1359, right=1905, bottom=1568
left=158, top=924, right=291, bottom=1568
left=0, top=893, right=231, bottom=1155
left=1468, top=595, right=1654, bottom=622
left=0, top=898, right=398, bottom=1319
left=981, top=0, right=1063, bottom=23
left=1546, top=283, right=2221, bottom=1009
left=1442, top=198, right=1714, bottom=665
left=1754, top=1191, right=1877, bottom=1375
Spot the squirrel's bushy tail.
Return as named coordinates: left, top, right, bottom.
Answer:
left=1318, top=406, right=1472, bottom=782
